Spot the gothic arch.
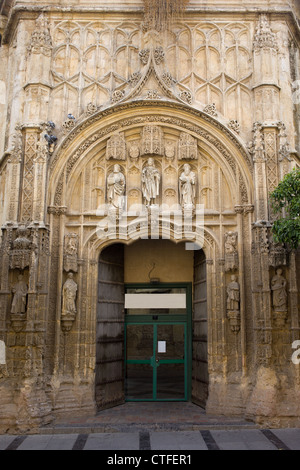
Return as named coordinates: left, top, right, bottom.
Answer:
left=48, top=100, right=254, bottom=213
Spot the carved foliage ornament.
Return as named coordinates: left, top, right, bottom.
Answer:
left=27, top=13, right=52, bottom=56
left=253, top=14, right=278, bottom=51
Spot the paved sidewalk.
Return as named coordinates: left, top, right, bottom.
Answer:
left=1, top=428, right=300, bottom=450
left=1, top=403, right=300, bottom=451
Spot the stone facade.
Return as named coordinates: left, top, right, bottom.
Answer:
left=0, top=0, right=300, bottom=432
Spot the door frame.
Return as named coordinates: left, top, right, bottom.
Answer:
left=124, top=282, right=193, bottom=402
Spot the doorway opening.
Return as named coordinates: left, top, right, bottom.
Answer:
left=95, top=240, right=208, bottom=410
left=125, top=283, right=192, bottom=401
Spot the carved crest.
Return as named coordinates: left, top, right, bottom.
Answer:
left=178, top=132, right=198, bottom=160
left=141, top=125, right=164, bottom=156
left=9, top=227, right=33, bottom=270
left=106, top=132, right=127, bottom=161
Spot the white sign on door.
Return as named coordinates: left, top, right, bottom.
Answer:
left=158, top=341, right=166, bottom=353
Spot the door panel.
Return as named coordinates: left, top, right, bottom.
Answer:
left=96, top=244, right=125, bottom=410
left=125, top=322, right=187, bottom=401
left=192, top=250, right=208, bottom=407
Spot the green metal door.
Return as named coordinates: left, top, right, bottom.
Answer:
left=124, top=283, right=192, bottom=402
left=125, top=322, right=187, bottom=401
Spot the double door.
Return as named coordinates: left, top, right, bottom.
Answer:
left=125, top=321, right=188, bottom=401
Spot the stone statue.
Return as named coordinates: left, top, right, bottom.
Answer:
left=64, top=233, right=78, bottom=273
left=271, top=268, right=287, bottom=311
left=225, top=231, right=239, bottom=272
left=179, top=163, right=196, bottom=206
left=142, top=157, right=160, bottom=206
left=107, top=164, right=126, bottom=211
left=62, top=273, right=77, bottom=316
left=11, top=274, right=28, bottom=314
left=226, top=275, right=240, bottom=333
left=226, top=275, right=240, bottom=311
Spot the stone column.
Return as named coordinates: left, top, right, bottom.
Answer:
left=253, top=14, right=279, bottom=124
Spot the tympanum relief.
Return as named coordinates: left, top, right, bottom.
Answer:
left=68, top=121, right=234, bottom=217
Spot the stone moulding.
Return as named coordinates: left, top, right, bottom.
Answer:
left=49, top=101, right=253, bottom=179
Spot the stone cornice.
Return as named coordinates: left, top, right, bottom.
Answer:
left=2, top=2, right=300, bottom=44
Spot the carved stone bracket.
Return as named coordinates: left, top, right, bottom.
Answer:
left=227, top=310, right=241, bottom=333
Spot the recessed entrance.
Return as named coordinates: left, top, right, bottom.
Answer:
left=125, top=284, right=192, bottom=401
left=95, top=239, right=208, bottom=411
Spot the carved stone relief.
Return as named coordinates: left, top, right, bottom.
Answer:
left=27, top=13, right=52, bottom=57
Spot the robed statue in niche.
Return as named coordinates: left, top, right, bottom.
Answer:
left=179, top=163, right=196, bottom=206
left=271, top=268, right=287, bottom=311
left=226, top=275, right=240, bottom=312
left=62, top=273, right=77, bottom=316
left=11, top=274, right=28, bottom=314
left=142, top=158, right=160, bottom=206
left=107, top=164, right=126, bottom=211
